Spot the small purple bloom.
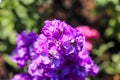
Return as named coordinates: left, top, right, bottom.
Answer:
left=10, top=47, right=29, bottom=68
left=11, top=73, right=31, bottom=80
left=16, top=31, right=37, bottom=48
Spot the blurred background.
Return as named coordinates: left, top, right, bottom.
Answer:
left=0, top=0, right=120, bottom=80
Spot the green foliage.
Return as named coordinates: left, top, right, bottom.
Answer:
left=92, top=42, right=115, bottom=56
left=92, top=0, right=120, bottom=78
left=95, top=0, right=120, bottom=41
left=4, top=54, right=17, bottom=69
left=102, top=52, right=120, bottom=74
left=0, top=0, right=51, bottom=54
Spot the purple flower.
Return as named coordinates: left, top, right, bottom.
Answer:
left=11, top=19, right=99, bottom=80
left=11, top=73, right=31, bottom=80
left=11, top=31, right=37, bottom=68
left=10, top=47, right=29, bottom=68
left=28, top=62, right=44, bottom=77
left=16, top=31, right=37, bottom=48
left=78, top=49, right=99, bottom=76
left=34, top=34, right=48, bottom=53
left=42, top=19, right=64, bottom=38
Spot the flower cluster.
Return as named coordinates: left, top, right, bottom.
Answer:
left=76, top=26, right=100, bottom=51
left=10, top=31, right=37, bottom=68
left=11, top=19, right=99, bottom=80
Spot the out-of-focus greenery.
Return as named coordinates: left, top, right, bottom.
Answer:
left=96, top=0, right=120, bottom=41
left=87, top=0, right=120, bottom=80
left=0, top=0, right=52, bottom=54
left=95, top=0, right=120, bottom=68
left=0, top=0, right=120, bottom=80
left=90, top=0, right=120, bottom=79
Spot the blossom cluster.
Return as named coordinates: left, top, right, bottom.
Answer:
left=11, top=19, right=99, bottom=80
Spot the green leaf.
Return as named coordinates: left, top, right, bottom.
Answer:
left=109, top=18, right=116, bottom=27
left=105, top=27, right=114, bottom=37
left=20, top=0, right=34, bottom=5
left=4, top=54, right=18, bottom=69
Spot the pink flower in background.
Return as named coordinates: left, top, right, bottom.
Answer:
left=76, top=26, right=100, bottom=51
left=76, top=26, right=99, bottom=39
left=84, top=40, right=93, bottom=51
